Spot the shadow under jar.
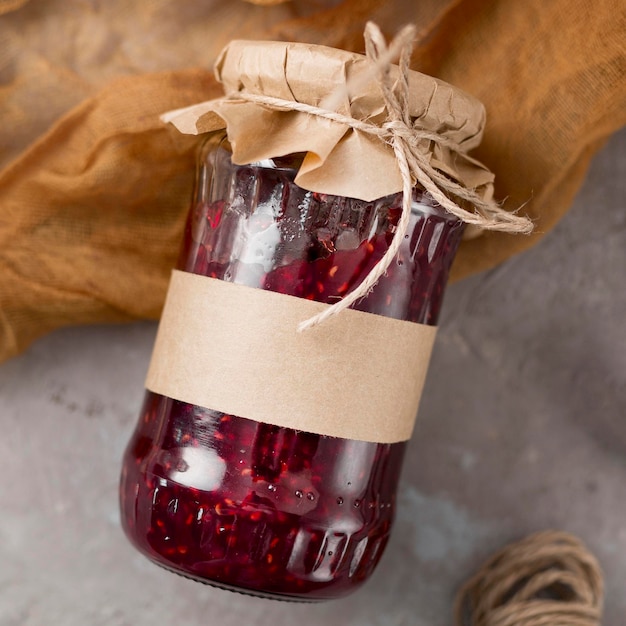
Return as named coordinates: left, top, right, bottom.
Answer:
left=120, top=136, right=464, bottom=601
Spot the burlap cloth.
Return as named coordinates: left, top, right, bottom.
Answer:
left=0, top=0, right=624, bottom=362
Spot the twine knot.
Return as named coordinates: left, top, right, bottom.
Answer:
left=382, top=119, right=418, bottom=142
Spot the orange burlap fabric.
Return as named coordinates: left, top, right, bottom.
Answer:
left=0, top=0, right=624, bottom=362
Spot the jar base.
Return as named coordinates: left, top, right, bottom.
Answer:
left=151, top=559, right=329, bottom=603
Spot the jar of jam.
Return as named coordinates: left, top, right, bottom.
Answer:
left=119, top=34, right=505, bottom=602
left=120, top=135, right=464, bottom=600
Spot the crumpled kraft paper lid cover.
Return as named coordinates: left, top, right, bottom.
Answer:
left=163, top=39, right=495, bottom=202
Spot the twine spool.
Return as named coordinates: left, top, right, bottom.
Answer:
left=454, top=531, right=604, bottom=626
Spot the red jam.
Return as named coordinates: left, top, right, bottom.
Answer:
left=120, top=145, right=464, bottom=601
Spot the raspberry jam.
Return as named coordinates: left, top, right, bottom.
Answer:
left=120, top=142, right=464, bottom=601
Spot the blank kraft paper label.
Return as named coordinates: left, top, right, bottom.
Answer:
left=145, top=270, right=437, bottom=443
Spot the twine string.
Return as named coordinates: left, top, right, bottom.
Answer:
left=222, top=22, right=533, bottom=330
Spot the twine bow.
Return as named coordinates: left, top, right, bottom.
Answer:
left=226, top=23, right=533, bottom=331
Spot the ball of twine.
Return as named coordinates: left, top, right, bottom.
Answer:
left=454, top=531, right=604, bottom=626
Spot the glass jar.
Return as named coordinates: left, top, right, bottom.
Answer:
left=120, top=135, right=464, bottom=601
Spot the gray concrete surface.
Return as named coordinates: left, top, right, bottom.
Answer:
left=1, top=129, right=624, bottom=626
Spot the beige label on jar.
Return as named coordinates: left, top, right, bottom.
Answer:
left=145, top=270, right=437, bottom=444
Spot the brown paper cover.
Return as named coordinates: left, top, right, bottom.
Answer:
left=145, top=270, right=437, bottom=443
left=162, top=40, right=494, bottom=202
